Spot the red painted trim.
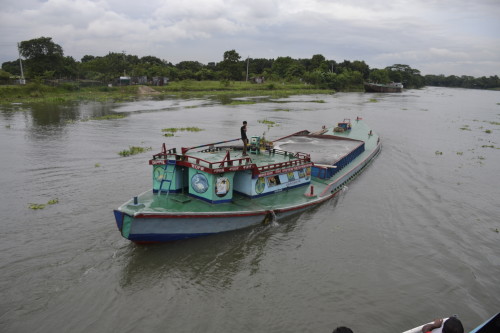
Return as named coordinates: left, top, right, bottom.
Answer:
left=135, top=211, right=269, bottom=219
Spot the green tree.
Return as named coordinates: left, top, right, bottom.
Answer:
left=247, top=58, right=273, bottom=76
left=18, top=37, right=64, bottom=78
left=1, top=60, right=21, bottom=76
left=369, top=69, right=391, bottom=83
left=385, top=64, right=424, bottom=88
left=310, top=54, right=328, bottom=72
left=175, top=61, right=203, bottom=73
left=140, top=56, right=165, bottom=66
left=195, top=68, right=216, bottom=81
left=272, top=56, right=295, bottom=79
left=0, top=69, right=11, bottom=83
left=220, top=50, right=242, bottom=80
left=60, top=56, right=78, bottom=79
left=81, top=55, right=95, bottom=63
left=350, top=60, right=370, bottom=79
left=285, top=63, right=305, bottom=80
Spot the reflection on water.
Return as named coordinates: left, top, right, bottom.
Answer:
left=119, top=215, right=302, bottom=291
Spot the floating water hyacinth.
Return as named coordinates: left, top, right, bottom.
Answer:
left=47, top=198, right=59, bottom=205
left=28, top=198, right=58, bottom=209
left=29, top=203, right=46, bottom=210
left=118, top=146, right=152, bottom=157
left=161, top=127, right=203, bottom=133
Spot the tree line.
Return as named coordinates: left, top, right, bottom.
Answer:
left=1, top=36, right=499, bottom=90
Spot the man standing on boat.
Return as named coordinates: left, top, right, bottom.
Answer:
left=241, top=121, right=248, bottom=156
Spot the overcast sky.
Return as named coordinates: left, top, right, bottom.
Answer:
left=1, top=0, right=499, bottom=77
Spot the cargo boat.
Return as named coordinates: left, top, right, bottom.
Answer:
left=364, top=81, right=403, bottom=93
left=113, top=118, right=381, bottom=243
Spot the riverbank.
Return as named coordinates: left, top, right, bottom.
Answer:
left=0, top=80, right=338, bottom=104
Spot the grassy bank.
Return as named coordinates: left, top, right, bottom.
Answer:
left=0, top=80, right=337, bottom=104
left=0, top=82, right=139, bottom=104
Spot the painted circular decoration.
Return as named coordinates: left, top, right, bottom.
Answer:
left=215, top=177, right=230, bottom=197
left=153, top=166, right=165, bottom=182
left=191, top=173, right=209, bottom=193
left=305, top=167, right=311, bottom=180
left=255, top=177, right=265, bottom=194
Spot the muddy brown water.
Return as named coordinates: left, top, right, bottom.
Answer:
left=0, top=87, right=499, bottom=332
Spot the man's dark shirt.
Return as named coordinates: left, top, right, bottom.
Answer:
left=241, top=125, right=247, bottom=140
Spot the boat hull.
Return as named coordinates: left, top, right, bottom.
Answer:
left=113, top=190, right=340, bottom=243
left=364, top=82, right=403, bottom=93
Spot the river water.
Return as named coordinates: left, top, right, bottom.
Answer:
left=0, top=87, right=499, bottom=332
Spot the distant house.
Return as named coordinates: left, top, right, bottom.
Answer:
left=133, top=76, right=148, bottom=85
left=251, top=76, right=265, bottom=84
left=119, top=76, right=131, bottom=85
left=152, top=77, right=169, bottom=86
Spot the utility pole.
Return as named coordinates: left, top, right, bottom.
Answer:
left=246, top=56, right=249, bottom=82
left=17, top=43, right=25, bottom=85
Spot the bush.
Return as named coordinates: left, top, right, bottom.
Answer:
left=59, top=83, right=80, bottom=91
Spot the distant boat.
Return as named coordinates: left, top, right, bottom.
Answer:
left=364, top=82, right=403, bottom=93
left=113, top=117, right=381, bottom=243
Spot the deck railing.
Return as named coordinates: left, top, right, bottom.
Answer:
left=150, top=143, right=312, bottom=176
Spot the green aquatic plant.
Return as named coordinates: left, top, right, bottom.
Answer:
left=28, top=198, right=58, bottom=209
left=29, top=203, right=46, bottom=210
left=368, top=98, right=378, bottom=103
left=487, top=121, right=500, bottom=125
left=161, top=127, right=203, bottom=133
left=90, top=114, right=127, bottom=120
left=228, top=100, right=256, bottom=105
left=258, top=119, right=278, bottom=130
left=435, top=151, right=443, bottom=155
left=273, top=108, right=290, bottom=112
left=456, top=152, right=463, bottom=155
left=94, top=163, right=101, bottom=167
left=183, top=127, right=203, bottom=132
left=485, top=129, right=492, bottom=133
left=118, top=146, right=152, bottom=157
left=460, top=125, right=471, bottom=131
